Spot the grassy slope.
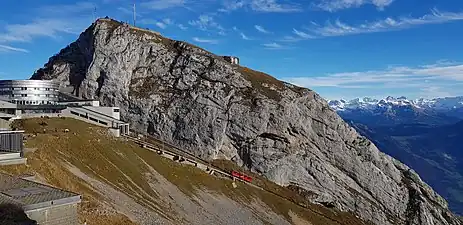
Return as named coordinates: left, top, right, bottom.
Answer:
left=1, top=118, right=367, bottom=225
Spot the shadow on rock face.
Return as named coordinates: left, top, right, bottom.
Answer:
left=0, top=203, right=37, bottom=225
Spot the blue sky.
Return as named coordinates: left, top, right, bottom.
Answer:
left=1, top=0, right=463, bottom=100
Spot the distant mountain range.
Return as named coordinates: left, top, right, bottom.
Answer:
left=329, top=96, right=463, bottom=214
left=329, top=96, right=463, bottom=112
left=329, top=96, right=463, bottom=126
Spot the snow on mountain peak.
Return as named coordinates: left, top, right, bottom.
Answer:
left=329, top=96, right=463, bottom=111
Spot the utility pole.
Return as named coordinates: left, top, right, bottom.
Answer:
left=133, top=0, right=136, bottom=26
left=93, top=6, right=97, bottom=22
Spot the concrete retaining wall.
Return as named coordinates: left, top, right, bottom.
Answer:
left=20, top=113, right=64, bottom=118
left=26, top=202, right=79, bottom=225
left=0, top=118, right=11, bottom=129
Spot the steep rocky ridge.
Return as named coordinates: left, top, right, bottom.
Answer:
left=32, top=18, right=461, bottom=225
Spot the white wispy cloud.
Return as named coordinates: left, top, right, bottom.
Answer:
left=219, top=0, right=245, bottom=12
left=0, top=19, right=82, bottom=43
left=0, top=2, right=94, bottom=54
left=285, top=62, right=463, bottom=89
left=142, top=0, right=185, bottom=10
left=240, top=32, right=251, bottom=40
left=280, top=29, right=314, bottom=42
left=255, top=25, right=271, bottom=34
left=192, top=37, right=218, bottom=44
left=140, top=19, right=163, bottom=28
left=315, top=0, right=394, bottom=12
left=156, top=22, right=167, bottom=29
left=219, top=0, right=301, bottom=13
left=232, top=26, right=252, bottom=40
left=189, top=15, right=215, bottom=30
left=292, top=28, right=315, bottom=39
left=140, top=18, right=174, bottom=29
left=281, top=35, right=300, bottom=42
left=262, top=42, right=284, bottom=49
left=419, top=86, right=452, bottom=98
left=313, top=9, right=463, bottom=37
left=189, top=15, right=225, bottom=34
left=0, top=44, right=29, bottom=53
left=162, top=18, right=173, bottom=25
left=178, top=24, right=188, bottom=30
left=251, top=0, right=302, bottom=12
left=117, top=6, right=133, bottom=15
left=39, top=2, right=96, bottom=15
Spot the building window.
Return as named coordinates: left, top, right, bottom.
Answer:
left=46, top=94, right=50, bottom=97
left=46, top=88, right=50, bottom=91
left=21, top=87, right=27, bottom=90
left=21, top=94, right=27, bottom=97
left=113, top=108, right=120, bottom=112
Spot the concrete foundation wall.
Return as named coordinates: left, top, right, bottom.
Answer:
left=83, top=106, right=120, bottom=120
left=57, top=100, right=100, bottom=107
left=108, top=128, right=120, bottom=137
left=20, top=113, right=64, bottom=119
left=0, top=157, right=27, bottom=165
left=26, top=203, right=79, bottom=225
left=0, top=118, right=11, bottom=129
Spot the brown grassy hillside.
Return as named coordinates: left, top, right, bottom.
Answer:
left=0, top=118, right=367, bottom=225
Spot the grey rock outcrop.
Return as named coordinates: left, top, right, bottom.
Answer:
left=32, top=18, right=462, bottom=225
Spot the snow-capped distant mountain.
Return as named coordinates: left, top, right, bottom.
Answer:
left=415, top=96, right=463, bottom=110
left=328, top=97, right=379, bottom=111
left=329, top=96, right=463, bottom=214
left=329, top=96, right=463, bottom=126
left=329, top=96, right=463, bottom=112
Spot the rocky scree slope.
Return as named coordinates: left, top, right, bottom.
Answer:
left=32, top=18, right=461, bottom=225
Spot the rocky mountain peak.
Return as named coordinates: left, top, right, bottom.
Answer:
left=397, top=96, right=407, bottom=100
left=31, top=18, right=462, bottom=225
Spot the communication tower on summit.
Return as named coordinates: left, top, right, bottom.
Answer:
left=93, top=6, right=97, bottom=22
left=133, top=0, right=136, bottom=26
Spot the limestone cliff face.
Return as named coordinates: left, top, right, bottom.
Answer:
left=32, top=19, right=461, bottom=225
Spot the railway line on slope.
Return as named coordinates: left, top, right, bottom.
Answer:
left=122, top=133, right=366, bottom=225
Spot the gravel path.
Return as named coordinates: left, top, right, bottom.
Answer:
left=65, top=157, right=299, bottom=225
left=65, top=163, right=171, bottom=225
left=141, top=157, right=292, bottom=225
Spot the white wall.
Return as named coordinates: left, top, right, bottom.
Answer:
left=57, top=101, right=100, bottom=107
left=83, top=106, right=120, bottom=120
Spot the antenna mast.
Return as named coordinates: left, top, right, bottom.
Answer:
left=93, top=6, right=97, bottom=22
left=133, top=0, right=136, bottom=26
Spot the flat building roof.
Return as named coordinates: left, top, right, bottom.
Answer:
left=0, top=173, right=81, bottom=211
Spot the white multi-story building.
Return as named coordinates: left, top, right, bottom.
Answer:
left=0, top=80, right=60, bottom=105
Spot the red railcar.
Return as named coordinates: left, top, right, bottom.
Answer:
left=231, top=171, right=253, bottom=182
